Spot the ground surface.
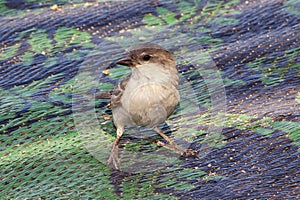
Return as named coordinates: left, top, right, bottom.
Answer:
left=0, top=0, right=300, bottom=199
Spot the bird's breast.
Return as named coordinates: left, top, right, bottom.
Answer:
left=121, top=82, right=179, bottom=126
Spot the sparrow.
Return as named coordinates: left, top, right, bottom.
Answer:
left=107, top=43, right=197, bottom=169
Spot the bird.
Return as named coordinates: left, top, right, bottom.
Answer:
left=107, top=43, right=197, bottom=169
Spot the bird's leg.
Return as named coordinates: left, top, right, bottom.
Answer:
left=153, top=126, right=185, bottom=155
left=153, top=127, right=198, bottom=157
left=107, top=127, right=123, bottom=170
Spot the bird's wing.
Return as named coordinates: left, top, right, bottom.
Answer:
left=110, top=75, right=130, bottom=107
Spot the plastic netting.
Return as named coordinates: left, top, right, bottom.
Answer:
left=1, top=0, right=299, bottom=199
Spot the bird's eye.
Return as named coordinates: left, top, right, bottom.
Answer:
left=142, top=55, right=151, bottom=61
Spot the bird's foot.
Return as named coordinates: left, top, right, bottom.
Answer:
left=107, top=146, right=120, bottom=170
left=157, top=141, right=198, bottom=157
left=183, top=148, right=198, bottom=158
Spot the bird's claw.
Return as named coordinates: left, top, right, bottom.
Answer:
left=183, top=149, right=198, bottom=158
left=157, top=141, right=198, bottom=158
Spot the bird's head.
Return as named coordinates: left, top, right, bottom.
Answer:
left=116, top=43, right=176, bottom=70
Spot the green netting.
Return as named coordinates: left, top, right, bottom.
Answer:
left=1, top=0, right=299, bottom=199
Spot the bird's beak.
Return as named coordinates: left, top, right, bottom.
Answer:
left=116, top=56, right=133, bottom=67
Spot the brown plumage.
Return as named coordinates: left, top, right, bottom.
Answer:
left=107, top=43, right=196, bottom=169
